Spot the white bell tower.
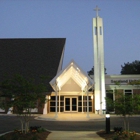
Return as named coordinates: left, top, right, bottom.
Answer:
left=93, top=6, right=106, bottom=114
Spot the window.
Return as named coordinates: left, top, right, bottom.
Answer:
left=100, top=26, right=102, bottom=35
left=106, top=90, right=114, bottom=112
left=50, top=96, right=64, bottom=112
left=94, top=27, right=97, bottom=35
left=106, top=90, right=114, bottom=100
left=124, top=90, right=132, bottom=103
left=78, top=96, right=92, bottom=112
left=124, top=90, right=132, bottom=96
left=124, top=90, right=132, bottom=112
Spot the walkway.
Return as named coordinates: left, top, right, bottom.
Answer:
left=46, top=131, right=104, bottom=140
left=37, top=113, right=105, bottom=139
left=36, top=112, right=106, bottom=121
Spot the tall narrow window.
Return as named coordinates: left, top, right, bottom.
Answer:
left=100, top=26, right=102, bottom=35
left=124, top=90, right=132, bottom=112
left=106, top=90, right=114, bottom=112
left=94, top=27, right=97, bottom=35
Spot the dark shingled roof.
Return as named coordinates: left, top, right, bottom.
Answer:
left=0, top=38, right=66, bottom=92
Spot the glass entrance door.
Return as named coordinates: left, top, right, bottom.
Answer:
left=72, top=98, right=77, bottom=111
left=64, top=97, right=78, bottom=112
left=65, top=98, right=70, bottom=111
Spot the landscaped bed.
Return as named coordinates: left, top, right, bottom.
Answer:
left=97, top=130, right=140, bottom=140
left=0, top=127, right=51, bottom=140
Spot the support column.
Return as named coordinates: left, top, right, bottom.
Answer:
left=43, top=95, right=47, bottom=114
left=55, top=90, right=58, bottom=118
left=82, top=90, right=83, bottom=113
left=93, top=6, right=106, bottom=114
left=7, top=107, right=13, bottom=114
left=7, top=98, right=14, bottom=114
left=86, top=86, right=89, bottom=118
left=59, top=91, right=60, bottom=113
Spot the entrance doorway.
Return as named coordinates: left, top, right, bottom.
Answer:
left=64, top=97, right=78, bottom=112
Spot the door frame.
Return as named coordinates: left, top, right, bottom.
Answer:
left=64, top=96, right=78, bottom=112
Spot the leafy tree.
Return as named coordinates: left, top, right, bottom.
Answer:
left=87, top=66, right=94, bottom=76
left=106, top=80, right=140, bottom=131
left=0, top=74, right=47, bottom=134
left=121, top=60, right=140, bottom=74
left=87, top=66, right=107, bottom=76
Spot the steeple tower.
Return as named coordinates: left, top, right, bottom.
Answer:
left=93, top=6, right=106, bottom=114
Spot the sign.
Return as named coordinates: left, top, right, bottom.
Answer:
left=111, top=79, right=140, bottom=84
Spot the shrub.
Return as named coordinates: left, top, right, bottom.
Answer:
left=114, top=127, right=123, bottom=132
left=30, top=126, right=41, bottom=132
left=0, top=136, right=6, bottom=140
left=37, top=127, right=46, bottom=133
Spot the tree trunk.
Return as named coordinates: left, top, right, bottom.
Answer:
left=127, top=116, right=130, bottom=132
left=123, top=116, right=127, bottom=131
left=19, top=118, right=24, bottom=133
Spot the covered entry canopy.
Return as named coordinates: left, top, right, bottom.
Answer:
left=50, top=60, right=93, bottom=91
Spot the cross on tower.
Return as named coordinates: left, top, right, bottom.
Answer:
left=94, top=6, right=100, bottom=17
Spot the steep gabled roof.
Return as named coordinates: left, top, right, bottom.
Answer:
left=0, top=38, right=66, bottom=91
left=50, top=60, right=93, bottom=91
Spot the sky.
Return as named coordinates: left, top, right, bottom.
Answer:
left=0, top=0, right=140, bottom=75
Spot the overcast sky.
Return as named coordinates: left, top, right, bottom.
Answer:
left=0, top=0, right=140, bottom=75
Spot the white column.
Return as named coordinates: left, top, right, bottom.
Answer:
left=59, top=91, right=60, bottom=113
left=43, top=95, right=48, bottom=114
left=7, top=107, right=13, bottom=114
left=7, top=98, right=14, bottom=114
left=86, top=86, right=89, bottom=118
left=55, top=90, right=58, bottom=118
left=82, top=90, right=83, bottom=113
left=93, top=14, right=106, bottom=114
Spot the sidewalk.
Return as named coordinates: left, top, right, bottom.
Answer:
left=36, top=113, right=106, bottom=121
left=37, top=113, right=105, bottom=139
left=46, top=131, right=105, bottom=140
left=36, top=113, right=140, bottom=122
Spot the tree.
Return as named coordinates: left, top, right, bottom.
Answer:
left=0, top=74, right=47, bottom=134
left=87, top=66, right=107, bottom=76
left=87, top=66, right=94, bottom=76
left=121, top=60, right=140, bottom=74
left=106, top=80, right=140, bottom=131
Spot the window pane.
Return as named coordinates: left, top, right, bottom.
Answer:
left=83, top=96, right=87, bottom=100
left=50, top=107, right=55, bottom=112
left=51, top=96, right=55, bottom=100
left=60, top=102, right=64, bottom=106
left=60, top=107, right=64, bottom=112
left=83, top=102, right=87, bottom=106
left=78, top=102, right=82, bottom=106
left=50, top=102, right=55, bottom=106
left=60, top=96, right=64, bottom=101
left=89, top=107, right=92, bottom=112
left=78, top=107, right=82, bottom=112
left=89, top=102, right=92, bottom=106
left=78, top=96, right=82, bottom=100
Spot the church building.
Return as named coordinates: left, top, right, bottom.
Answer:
left=0, top=7, right=140, bottom=115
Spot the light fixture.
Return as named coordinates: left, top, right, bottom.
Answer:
left=106, top=114, right=110, bottom=118
left=47, top=96, right=50, bottom=100
left=106, top=112, right=110, bottom=133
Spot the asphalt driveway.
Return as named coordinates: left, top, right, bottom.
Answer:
left=0, top=115, right=140, bottom=134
